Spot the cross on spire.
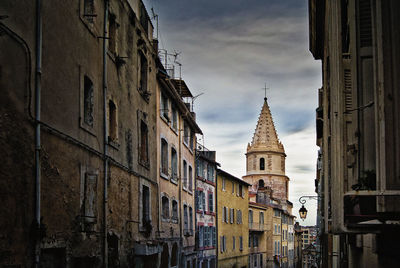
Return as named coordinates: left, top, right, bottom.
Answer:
left=262, top=83, right=269, bottom=100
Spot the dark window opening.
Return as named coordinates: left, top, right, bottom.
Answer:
left=139, top=2, right=148, bottom=33
left=161, top=139, right=168, bottom=175
left=260, top=158, right=265, bottom=170
left=142, top=185, right=150, bottom=224
left=139, top=120, right=149, bottom=165
left=162, top=196, right=169, bottom=219
left=171, top=148, right=177, bottom=181
left=258, top=179, right=264, bottom=188
left=171, top=243, right=178, bottom=267
left=83, top=76, right=94, bottom=126
left=108, top=13, right=117, bottom=54
left=107, top=234, right=119, bottom=267
left=172, top=200, right=178, bottom=221
left=108, top=100, right=117, bottom=141
left=139, top=51, right=148, bottom=93
left=83, top=0, right=95, bottom=23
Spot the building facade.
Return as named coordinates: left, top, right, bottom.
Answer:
left=309, top=0, right=400, bottom=267
left=195, top=148, right=218, bottom=267
left=217, top=169, right=251, bottom=268
left=156, top=65, right=202, bottom=267
left=248, top=202, right=268, bottom=268
left=0, top=0, right=162, bottom=266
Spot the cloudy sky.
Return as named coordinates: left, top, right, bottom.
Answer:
left=144, top=0, right=321, bottom=225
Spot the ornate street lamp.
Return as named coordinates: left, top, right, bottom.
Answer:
left=299, top=205, right=308, bottom=220
left=298, top=195, right=318, bottom=220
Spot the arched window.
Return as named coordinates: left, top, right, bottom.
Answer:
left=162, top=196, right=169, bottom=219
left=171, top=243, right=178, bottom=266
left=260, top=158, right=265, bottom=170
left=258, top=179, right=265, bottom=188
left=161, top=138, right=168, bottom=175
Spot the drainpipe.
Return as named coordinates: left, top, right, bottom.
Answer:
left=102, top=1, right=109, bottom=267
left=178, top=128, right=183, bottom=266
left=34, top=0, right=42, bottom=267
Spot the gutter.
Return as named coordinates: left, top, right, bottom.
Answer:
left=102, top=1, right=109, bottom=267
left=34, top=0, right=42, bottom=266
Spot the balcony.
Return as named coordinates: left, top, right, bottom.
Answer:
left=249, top=222, right=265, bottom=232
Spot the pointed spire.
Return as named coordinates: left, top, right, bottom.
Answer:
left=248, top=98, right=284, bottom=153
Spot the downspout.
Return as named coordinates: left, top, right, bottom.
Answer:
left=34, top=0, right=42, bottom=267
left=215, top=169, right=218, bottom=266
left=178, top=127, right=183, bottom=266
left=102, top=1, right=109, bottom=267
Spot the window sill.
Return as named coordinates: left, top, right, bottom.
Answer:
left=139, top=160, right=150, bottom=170
left=138, top=88, right=151, bottom=103
left=160, top=172, right=169, bottom=180
left=108, top=138, right=120, bottom=150
left=171, top=126, right=179, bottom=136
left=79, top=119, right=97, bottom=137
left=160, top=115, right=170, bottom=125
left=79, top=17, right=98, bottom=38
left=170, top=178, right=178, bottom=185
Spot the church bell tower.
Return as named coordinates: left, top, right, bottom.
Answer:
left=243, top=97, right=289, bottom=201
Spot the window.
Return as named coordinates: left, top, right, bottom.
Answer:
left=230, top=208, right=234, bottom=224
left=222, top=177, right=226, bottom=191
left=171, top=104, right=178, bottom=130
left=162, top=196, right=169, bottom=220
left=254, top=254, right=258, bottom=267
left=142, top=185, right=150, bottom=225
left=108, top=100, right=117, bottom=141
left=188, top=166, right=193, bottom=192
left=212, top=227, right=216, bottom=247
left=184, top=205, right=188, bottom=233
left=260, top=212, right=264, bottom=226
left=237, top=209, right=242, bottom=224
left=249, top=234, right=252, bottom=248
left=161, top=138, right=168, bottom=176
left=249, top=210, right=253, bottom=225
left=208, top=192, right=213, bottom=212
left=232, top=236, right=235, bottom=250
left=83, top=172, right=97, bottom=224
left=260, top=158, right=265, bottom=170
left=139, top=51, right=148, bottom=94
left=139, top=1, right=148, bottom=33
left=83, top=76, right=94, bottom=126
left=108, top=13, right=117, bottom=54
left=172, top=200, right=178, bottom=221
left=83, top=0, right=95, bottom=23
left=274, top=241, right=277, bottom=255
left=239, top=236, right=243, bottom=251
left=183, top=160, right=187, bottom=188
left=204, top=226, right=209, bottom=247
left=189, top=207, right=193, bottom=235
left=239, top=184, right=243, bottom=197
left=223, top=207, right=229, bottom=223
left=220, top=236, right=226, bottom=252
left=201, top=191, right=206, bottom=211
left=207, top=164, right=214, bottom=182
left=232, top=181, right=235, bottom=194
left=275, top=224, right=277, bottom=234
left=161, top=93, right=169, bottom=121
left=254, top=235, right=258, bottom=247
left=184, top=122, right=189, bottom=145
left=139, top=120, right=149, bottom=165
left=189, top=130, right=194, bottom=150
left=199, top=225, right=204, bottom=248
left=196, top=159, right=203, bottom=178
left=278, top=241, right=280, bottom=255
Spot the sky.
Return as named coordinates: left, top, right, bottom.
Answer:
left=144, top=0, right=321, bottom=226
